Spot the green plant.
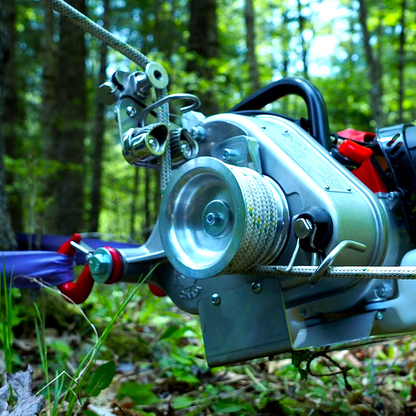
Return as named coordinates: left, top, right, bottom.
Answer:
left=1, top=259, right=14, bottom=375
left=33, top=270, right=151, bottom=415
left=0, top=259, right=25, bottom=375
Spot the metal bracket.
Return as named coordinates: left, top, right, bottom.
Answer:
left=211, top=135, right=262, bottom=173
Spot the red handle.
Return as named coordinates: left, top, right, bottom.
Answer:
left=57, top=234, right=95, bottom=304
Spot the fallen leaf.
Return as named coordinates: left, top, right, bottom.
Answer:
left=0, top=366, right=45, bottom=416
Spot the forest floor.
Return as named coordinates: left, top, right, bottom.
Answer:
left=2, top=283, right=416, bottom=416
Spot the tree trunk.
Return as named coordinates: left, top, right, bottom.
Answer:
left=41, top=4, right=59, bottom=234
left=245, top=0, right=261, bottom=93
left=3, top=0, right=23, bottom=233
left=130, top=167, right=139, bottom=240
left=53, top=0, right=87, bottom=234
left=143, top=168, right=150, bottom=241
left=281, top=12, right=290, bottom=78
left=297, top=0, right=309, bottom=79
left=357, top=0, right=384, bottom=127
left=0, top=0, right=17, bottom=250
left=187, top=0, right=220, bottom=115
left=89, top=0, right=110, bottom=232
left=398, top=0, right=406, bottom=123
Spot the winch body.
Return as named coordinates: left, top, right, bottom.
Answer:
left=39, top=1, right=416, bottom=369
left=144, top=113, right=412, bottom=366
left=97, top=73, right=416, bottom=367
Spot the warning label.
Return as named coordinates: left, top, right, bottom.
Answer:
left=274, top=131, right=350, bottom=193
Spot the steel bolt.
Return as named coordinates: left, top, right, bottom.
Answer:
left=324, top=185, right=330, bottom=190
left=294, top=218, right=314, bottom=239
left=126, top=105, right=137, bottom=118
left=252, top=282, right=262, bottom=293
left=206, top=212, right=219, bottom=225
left=190, top=126, right=206, bottom=142
left=211, top=293, right=221, bottom=306
left=89, top=252, right=111, bottom=278
left=299, top=308, right=307, bottom=316
left=181, top=142, right=190, bottom=156
left=222, top=148, right=232, bottom=161
left=346, top=187, right=351, bottom=192
left=376, top=287, right=387, bottom=298
left=88, top=248, right=113, bottom=283
left=375, top=311, right=383, bottom=320
left=222, top=148, right=240, bottom=163
left=387, top=192, right=396, bottom=201
left=376, top=286, right=390, bottom=298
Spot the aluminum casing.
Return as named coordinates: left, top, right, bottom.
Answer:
left=193, top=113, right=390, bottom=306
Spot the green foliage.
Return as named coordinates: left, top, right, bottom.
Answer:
left=291, top=350, right=311, bottom=381
left=117, top=382, right=161, bottom=406
left=0, top=261, right=24, bottom=374
left=84, top=360, right=116, bottom=397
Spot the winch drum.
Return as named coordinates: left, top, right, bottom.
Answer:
left=159, top=156, right=290, bottom=278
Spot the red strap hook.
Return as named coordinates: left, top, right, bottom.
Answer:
left=57, top=234, right=95, bottom=304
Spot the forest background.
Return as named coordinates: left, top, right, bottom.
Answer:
left=0, top=0, right=416, bottom=415
left=1, top=0, right=415, bottom=244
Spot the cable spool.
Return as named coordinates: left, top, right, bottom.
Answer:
left=159, top=157, right=290, bottom=278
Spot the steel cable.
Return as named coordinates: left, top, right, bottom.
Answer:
left=42, top=0, right=150, bottom=69
left=251, top=265, right=416, bottom=280
left=42, top=0, right=172, bottom=188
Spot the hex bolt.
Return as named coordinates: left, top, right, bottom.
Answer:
left=324, top=185, right=330, bottom=190
left=293, top=218, right=314, bottom=239
left=211, top=293, right=221, bottom=306
left=126, top=105, right=137, bottom=118
left=88, top=248, right=113, bottom=283
left=375, top=311, right=383, bottom=320
left=89, top=254, right=109, bottom=275
left=252, top=282, right=261, bottom=293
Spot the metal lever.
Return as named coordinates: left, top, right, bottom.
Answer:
left=70, top=240, right=93, bottom=259
left=309, top=240, right=367, bottom=286
left=282, top=238, right=301, bottom=272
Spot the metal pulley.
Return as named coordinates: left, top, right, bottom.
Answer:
left=159, top=157, right=290, bottom=278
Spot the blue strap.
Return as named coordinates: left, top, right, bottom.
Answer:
left=0, top=251, right=75, bottom=288
left=16, top=233, right=140, bottom=265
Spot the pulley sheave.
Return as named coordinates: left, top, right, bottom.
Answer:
left=159, top=157, right=289, bottom=278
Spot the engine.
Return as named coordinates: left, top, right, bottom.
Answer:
left=96, top=67, right=416, bottom=368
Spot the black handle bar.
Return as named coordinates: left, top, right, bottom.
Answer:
left=230, top=77, right=331, bottom=151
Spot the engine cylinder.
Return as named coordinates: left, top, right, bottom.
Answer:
left=159, top=157, right=290, bottom=278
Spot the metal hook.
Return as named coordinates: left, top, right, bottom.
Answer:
left=140, top=93, right=201, bottom=127
left=309, top=240, right=367, bottom=287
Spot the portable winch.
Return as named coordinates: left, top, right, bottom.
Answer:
left=39, top=0, right=416, bottom=368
